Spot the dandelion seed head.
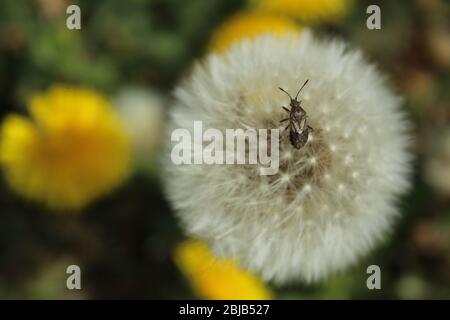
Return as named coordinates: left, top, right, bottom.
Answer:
left=164, top=32, right=412, bottom=283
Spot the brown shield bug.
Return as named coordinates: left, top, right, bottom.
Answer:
left=279, top=79, right=314, bottom=149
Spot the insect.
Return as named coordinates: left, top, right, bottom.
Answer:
left=279, top=79, right=314, bottom=149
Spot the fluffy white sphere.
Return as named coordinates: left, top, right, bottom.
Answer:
left=115, top=87, right=165, bottom=167
left=164, top=31, right=412, bottom=283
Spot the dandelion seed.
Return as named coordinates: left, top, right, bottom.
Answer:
left=281, top=174, right=290, bottom=183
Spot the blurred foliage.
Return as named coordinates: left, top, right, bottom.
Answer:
left=0, top=0, right=450, bottom=299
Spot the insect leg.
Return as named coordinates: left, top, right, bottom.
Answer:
left=279, top=123, right=290, bottom=143
left=280, top=118, right=289, bottom=123
left=282, top=106, right=290, bottom=113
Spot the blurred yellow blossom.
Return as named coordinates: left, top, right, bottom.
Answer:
left=0, top=85, right=131, bottom=211
left=174, top=239, right=272, bottom=300
left=250, top=0, right=352, bottom=23
left=209, top=12, right=301, bottom=53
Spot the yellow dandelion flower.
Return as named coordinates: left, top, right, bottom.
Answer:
left=209, top=12, right=301, bottom=53
left=0, top=85, right=131, bottom=211
left=251, top=0, right=352, bottom=24
left=174, top=239, right=272, bottom=300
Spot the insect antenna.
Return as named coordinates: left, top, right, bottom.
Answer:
left=278, top=87, right=293, bottom=100
left=294, top=79, right=309, bottom=100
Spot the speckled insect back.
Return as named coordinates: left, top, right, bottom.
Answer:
left=279, top=80, right=314, bottom=149
left=164, top=31, right=412, bottom=284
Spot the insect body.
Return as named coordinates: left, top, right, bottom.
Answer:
left=279, top=80, right=314, bottom=149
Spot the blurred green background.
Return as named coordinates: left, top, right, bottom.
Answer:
left=0, top=0, right=450, bottom=299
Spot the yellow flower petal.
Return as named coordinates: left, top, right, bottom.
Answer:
left=251, top=0, right=352, bottom=23
left=209, top=12, right=301, bottom=53
left=0, top=85, right=131, bottom=211
left=174, top=239, right=272, bottom=300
